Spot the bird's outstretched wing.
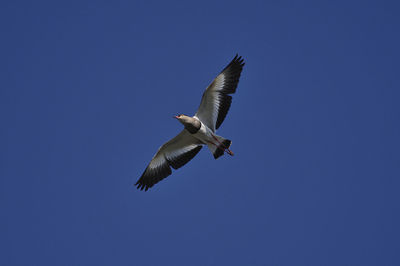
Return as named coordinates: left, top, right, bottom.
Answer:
left=135, top=130, right=203, bottom=191
left=195, top=54, right=245, bottom=131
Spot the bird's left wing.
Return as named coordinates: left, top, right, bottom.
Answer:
left=135, top=130, right=203, bottom=191
left=195, top=54, right=245, bottom=132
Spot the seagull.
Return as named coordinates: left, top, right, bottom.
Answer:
left=135, top=55, right=245, bottom=191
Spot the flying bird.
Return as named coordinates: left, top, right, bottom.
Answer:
left=135, top=55, right=245, bottom=191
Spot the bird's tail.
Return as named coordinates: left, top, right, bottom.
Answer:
left=207, top=135, right=233, bottom=159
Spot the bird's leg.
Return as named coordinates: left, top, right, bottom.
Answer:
left=208, top=141, right=232, bottom=155
left=211, top=135, right=234, bottom=156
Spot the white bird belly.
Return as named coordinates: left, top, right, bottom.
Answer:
left=192, top=122, right=215, bottom=144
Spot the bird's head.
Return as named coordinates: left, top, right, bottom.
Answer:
left=174, top=114, right=188, bottom=123
left=174, top=114, right=200, bottom=130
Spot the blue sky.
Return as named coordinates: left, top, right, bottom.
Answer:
left=1, top=0, right=399, bottom=265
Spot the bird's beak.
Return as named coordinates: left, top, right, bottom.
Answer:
left=173, top=115, right=179, bottom=119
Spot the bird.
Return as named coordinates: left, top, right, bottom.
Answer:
left=135, top=54, right=245, bottom=191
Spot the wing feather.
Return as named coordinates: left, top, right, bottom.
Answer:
left=195, top=54, right=245, bottom=131
left=135, top=130, right=202, bottom=191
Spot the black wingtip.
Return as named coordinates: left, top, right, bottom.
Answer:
left=221, top=54, right=245, bottom=74
left=234, top=54, right=245, bottom=66
left=135, top=178, right=149, bottom=191
left=135, top=161, right=173, bottom=192
left=135, top=181, right=150, bottom=191
left=227, top=54, right=245, bottom=69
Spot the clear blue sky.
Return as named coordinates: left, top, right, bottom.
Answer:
left=1, top=0, right=399, bottom=265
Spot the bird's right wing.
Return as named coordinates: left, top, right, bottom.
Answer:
left=135, top=130, right=203, bottom=191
